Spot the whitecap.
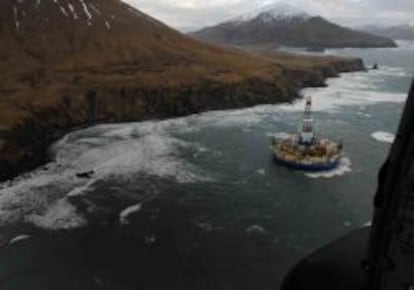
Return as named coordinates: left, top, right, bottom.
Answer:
left=357, top=112, right=371, bottom=118
left=119, top=203, right=142, bottom=225
left=198, top=146, right=208, bottom=153
left=9, top=234, right=31, bottom=244
left=299, top=71, right=407, bottom=112
left=371, top=131, right=395, bottom=144
left=246, top=225, right=267, bottom=235
left=305, top=157, right=352, bottom=179
left=52, top=128, right=212, bottom=183
left=26, top=198, right=87, bottom=230
left=66, top=179, right=96, bottom=197
left=0, top=121, right=214, bottom=230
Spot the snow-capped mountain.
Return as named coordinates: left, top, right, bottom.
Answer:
left=191, top=2, right=396, bottom=48
left=233, top=2, right=310, bottom=23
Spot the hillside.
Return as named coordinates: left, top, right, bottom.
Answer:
left=191, top=3, right=396, bottom=48
left=363, top=25, right=414, bottom=41
left=0, top=0, right=281, bottom=87
left=0, top=0, right=365, bottom=180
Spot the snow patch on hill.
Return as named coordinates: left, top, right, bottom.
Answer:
left=233, top=2, right=310, bottom=23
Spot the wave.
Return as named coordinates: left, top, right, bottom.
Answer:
left=305, top=157, right=352, bottom=179
left=0, top=125, right=212, bottom=230
left=26, top=198, right=87, bottom=230
left=9, top=234, right=31, bottom=244
left=371, top=131, right=395, bottom=144
left=119, top=203, right=142, bottom=225
left=299, top=69, right=407, bottom=112
left=395, top=40, right=414, bottom=50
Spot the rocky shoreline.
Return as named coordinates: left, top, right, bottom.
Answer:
left=0, top=57, right=365, bottom=182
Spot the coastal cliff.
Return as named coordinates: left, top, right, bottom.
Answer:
left=0, top=56, right=365, bottom=181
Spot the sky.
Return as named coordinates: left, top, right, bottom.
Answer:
left=123, top=0, right=414, bottom=31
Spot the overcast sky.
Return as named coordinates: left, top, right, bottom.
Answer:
left=123, top=0, right=414, bottom=31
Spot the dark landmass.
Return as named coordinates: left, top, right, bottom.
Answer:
left=0, top=0, right=365, bottom=181
left=362, top=25, right=414, bottom=41
left=191, top=15, right=397, bottom=48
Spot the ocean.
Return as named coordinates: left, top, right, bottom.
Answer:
left=0, top=40, right=413, bottom=289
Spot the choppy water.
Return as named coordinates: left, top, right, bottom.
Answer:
left=0, top=40, right=413, bottom=289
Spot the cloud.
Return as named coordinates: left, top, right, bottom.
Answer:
left=123, top=0, right=414, bottom=30
left=124, top=0, right=256, bottom=29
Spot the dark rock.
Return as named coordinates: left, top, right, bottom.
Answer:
left=76, top=171, right=95, bottom=179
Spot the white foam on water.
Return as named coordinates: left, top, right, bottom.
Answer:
left=376, top=66, right=409, bottom=77
left=66, top=179, right=96, bottom=197
left=0, top=132, right=211, bottom=230
left=298, top=70, right=407, bottom=112
left=0, top=172, right=77, bottom=226
left=371, top=131, right=395, bottom=144
left=198, top=146, right=208, bottom=153
left=168, top=109, right=265, bottom=133
left=52, top=128, right=211, bottom=184
left=26, top=198, right=87, bottom=230
left=246, top=225, right=267, bottom=235
left=357, top=112, right=371, bottom=118
left=305, top=157, right=352, bottom=179
left=119, top=203, right=142, bottom=225
left=9, top=234, right=31, bottom=244
left=0, top=120, right=214, bottom=230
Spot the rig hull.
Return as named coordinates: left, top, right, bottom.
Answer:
left=270, top=97, right=343, bottom=172
left=272, top=151, right=341, bottom=171
left=271, top=133, right=343, bottom=172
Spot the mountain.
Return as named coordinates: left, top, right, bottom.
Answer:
left=0, top=0, right=365, bottom=180
left=362, top=24, right=414, bottom=40
left=0, top=0, right=287, bottom=125
left=233, top=2, right=310, bottom=23
left=0, top=0, right=277, bottom=81
left=191, top=2, right=397, bottom=48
